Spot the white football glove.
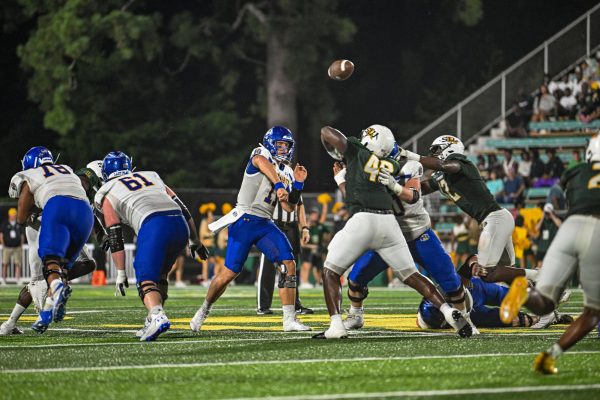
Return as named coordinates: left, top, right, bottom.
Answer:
left=115, top=269, right=129, bottom=297
left=334, top=167, right=347, bottom=186
left=396, top=147, right=420, bottom=161
left=377, top=169, right=402, bottom=194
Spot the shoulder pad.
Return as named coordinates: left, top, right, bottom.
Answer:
left=251, top=145, right=273, bottom=163
left=8, top=173, right=26, bottom=199
left=94, top=181, right=115, bottom=211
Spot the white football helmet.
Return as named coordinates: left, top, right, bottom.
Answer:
left=86, top=160, right=104, bottom=181
left=586, top=134, right=600, bottom=163
left=429, top=135, right=465, bottom=160
left=361, top=124, right=395, bottom=158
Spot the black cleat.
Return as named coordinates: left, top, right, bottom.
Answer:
left=296, top=306, right=314, bottom=315
left=256, top=308, right=273, bottom=315
left=453, top=310, right=473, bottom=338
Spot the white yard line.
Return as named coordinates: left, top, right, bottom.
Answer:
left=224, top=384, right=600, bottom=400
left=1, top=350, right=599, bottom=374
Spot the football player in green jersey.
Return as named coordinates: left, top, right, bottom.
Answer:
left=316, top=125, right=472, bottom=339
left=500, top=135, right=600, bottom=375
left=398, top=135, right=516, bottom=271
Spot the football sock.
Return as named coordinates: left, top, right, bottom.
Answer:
left=8, top=304, right=26, bottom=323
left=49, top=279, right=62, bottom=294
left=439, top=303, right=452, bottom=314
left=330, top=314, right=344, bottom=330
left=524, top=269, right=539, bottom=281
left=349, top=305, right=363, bottom=315
left=43, top=297, right=53, bottom=311
left=282, top=305, right=295, bottom=319
left=547, top=343, right=563, bottom=359
left=200, top=300, right=212, bottom=314
left=150, top=305, right=164, bottom=316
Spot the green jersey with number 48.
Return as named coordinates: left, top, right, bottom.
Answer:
left=344, top=137, right=400, bottom=215
left=429, top=153, right=500, bottom=223
left=561, top=162, right=600, bottom=216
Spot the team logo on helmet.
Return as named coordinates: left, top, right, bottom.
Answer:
left=441, top=136, right=460, bottom=144
left=363, top=127, right=379, bottom=139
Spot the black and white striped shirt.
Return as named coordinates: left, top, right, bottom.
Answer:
left=272, top=196, right=302, bottom=225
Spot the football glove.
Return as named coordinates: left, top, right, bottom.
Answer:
left=190, top=240, right=209, bottom=261
left=115, top=269, right=129, bottom=297
left=101, top=235, right=111, bottom=253
left=377, top=169, right=402, bottom=194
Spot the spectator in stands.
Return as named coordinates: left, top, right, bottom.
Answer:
left=502, top=149, right=517, bottom=176
left=578, top=81, right=600, bottom=123
left=529, top=149, right=546, bottom=182
left=499, top=168, right=526, bottom=205
left=546, top=181, right=566, bottom=210
left=558, top=87, right=577, bottom=119
left=512, top=215, right=531, bottom=269
left=580, top=60, right=593, bottom=81
left=506, top=103, right=528, bottom=138
left=486, top=153, right=502, bottom=177
left=517, top=150, right=532, bottom=183
left=516, top=87, right=534, bottom=121
left=476, top=155, right=488, bottom=179
left=532, top=84, right=556, bottom=122
left=533, top=203, right=561, bottom=268
left=485, top=170, right=504, bottom=199
left=568, top=150, right=583, bottom=169
left=545, top=148, right=564, bottom=178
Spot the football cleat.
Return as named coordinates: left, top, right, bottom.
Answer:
left=257, top=308, right=274, bottom=315
left=441, top=307, right=473, bottom=338
left=51, top=282, right=72, bottom=322
left=136, top=316, right=151, bottom=338
left=533, top=351, right=558, bottom=374
left=555, top=313, right=574, bottom=325
left=499, top=276, right=529, bottom=324
left=312, top=326, right=348, bottom=339
left=296, top=306, right=314, bottom=315
left=140, top=313, right=170, bottom=342
left=531, top=311, right=558, bottom=329
left=190, top=308, right=209, bottom=332
left=464, top=313, right=480, bottom=335
left=0, top=321, right=23, bottom=335
left=343, top=313, right=364, bottom=330
left=558, top=290, right=572, bottom=304
left=31, top=310, right=53, bottom=333
left=283, top=318, right=311, bottom=332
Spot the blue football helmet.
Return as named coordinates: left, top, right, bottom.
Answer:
left=389, top=142, right=400, bottom=160
left=21, top=146, right=54, bottom=170
left=102, top=151, right=132, bottom=181
left=262, top=126, right=295, bottom=162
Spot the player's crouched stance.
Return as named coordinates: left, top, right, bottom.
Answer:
left=8, top=147, right=94, bottom=332
left=316, top=125, right=471, bottom=339
left=96, top=152, right=205, bottom=341
left=500, top=135, right=600, bottom=374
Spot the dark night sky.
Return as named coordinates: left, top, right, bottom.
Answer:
left=1, top=0, right=599, bottom=191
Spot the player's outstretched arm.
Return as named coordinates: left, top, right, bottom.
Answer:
left=396, top=146, right=461, bottom=175
left=16, top=182, right=34, bottom=225
left=321, top=126, right=347, bottom=158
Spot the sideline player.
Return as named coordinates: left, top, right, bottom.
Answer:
left=397, top=135, right=515, bottom=271
left=8, top=147, right=94, bottom=329
left=332, top=153, right=474, bottom=332
left=96, top=151, right=206, bottom=341
left=316, top=125, right=471, bottom=339
left=500, top=135, right=600, bottom=374
left=190, top=126, right=310, bottom=332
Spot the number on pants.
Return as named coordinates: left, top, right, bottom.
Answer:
left=363, top=154, right=394, bottom=182
left=119, top=173, right=154, bottom=191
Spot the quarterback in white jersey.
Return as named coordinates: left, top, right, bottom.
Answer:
left=96, top=151, right=205, bottom=341
left=190, top=126, right=310, bottom=332
left=8, top=146, right=94, bottom=331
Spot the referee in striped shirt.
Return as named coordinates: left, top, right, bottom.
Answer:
left=256, top=197, right=314, bottom=314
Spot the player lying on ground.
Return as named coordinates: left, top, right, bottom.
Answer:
left=397, top=135, right=517, bottom=273
left=417, top=255, right=573, bottom=329
left=331, top=156, right=477, bottom=333
left=500, top=135, right=600, bottom=374
left=8, top=147, right=94, bottom=332
left=190, top=126, right=310, bottom=332
left=315, top=125, right=472, bottom=339
left=96, top=151, right=207, bottom=341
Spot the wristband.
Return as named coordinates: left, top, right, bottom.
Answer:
left=334, top=168, right=347, bottom=186
left=274, top=182, right=286, bottom=191
left=301, top=226, right=309, bottom=231
left=405, top=150, right=421, bottom=161
left=292, top=180, right=304, bottom=191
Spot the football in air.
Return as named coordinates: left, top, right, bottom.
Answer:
left=328, top=59, right=354, bottom=81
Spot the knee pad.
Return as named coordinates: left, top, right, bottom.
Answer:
left=278, top=274, right=297, bottom=289
left=67, top=260, right=96, bottom=280
left=136, top=281, right=161, bottom=303
left=347, top=280, right=369, bottom=303
left=159, top=279, right=169, bottom=304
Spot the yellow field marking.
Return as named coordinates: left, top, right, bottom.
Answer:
left=0, top=316, right=74, bottom=322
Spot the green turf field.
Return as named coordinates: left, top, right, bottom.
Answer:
left=0, top=285, right=598, bottom=399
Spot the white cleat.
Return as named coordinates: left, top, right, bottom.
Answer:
left=0, top=321, right=23, bottom=335
left=136, top=316, right=151, bottom=338
left=442, top=306, right=473, bottom=338
left=343, top=313, right=364, bottom=330
left=283, top=318, right=311, bottom=332
left=558, top=290, right=572, bottom=304
left=312, top=326, right=348, bottom=339
left=464, top=313, right=480, bottom=335
left=190, top=308, right=209, bottom=332
left=175, top=281, right=187, bottom=289
left=140, top=313, right=170, bottom=342
left=531, top=311, right=558, bottom=329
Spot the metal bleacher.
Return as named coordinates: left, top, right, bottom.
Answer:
left=485, top=136, right=590, bottom=149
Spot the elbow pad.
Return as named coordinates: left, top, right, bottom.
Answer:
left=107, top=224, right=125, bottom=253
left=172, top=195, right=192, bottom=220
left=406, top=188, right=420, bottom=205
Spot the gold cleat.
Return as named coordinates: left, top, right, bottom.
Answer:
left=533, top=351, right=558, bottom=374
left=499, top=276, right=529, bottom=324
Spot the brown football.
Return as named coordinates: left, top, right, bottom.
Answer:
left=327, top=59, right=354, bottom=81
